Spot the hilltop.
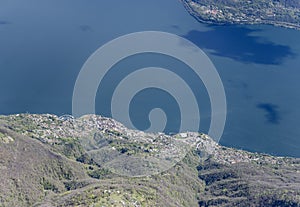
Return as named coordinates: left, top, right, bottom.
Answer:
left=181, top=0, right=300, bottom=30
left=0, top=114, right=299, bottom=206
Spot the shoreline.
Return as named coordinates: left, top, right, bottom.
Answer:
left=180, top=0, right=300, bottom=31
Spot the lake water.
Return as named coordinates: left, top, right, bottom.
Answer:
left=0, top=0, right=299, bottom=157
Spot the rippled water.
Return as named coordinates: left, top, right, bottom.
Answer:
left=0, top=0, right=299, bottom=157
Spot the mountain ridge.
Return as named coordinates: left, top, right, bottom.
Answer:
left=0, top=114, right=299, bottom=206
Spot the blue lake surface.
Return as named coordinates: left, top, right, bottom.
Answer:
left=0, top=0, right=299, bottom=157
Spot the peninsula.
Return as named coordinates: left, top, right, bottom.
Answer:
left=181, top=0, right=300, bottom=30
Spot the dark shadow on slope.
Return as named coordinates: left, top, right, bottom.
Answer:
left=183, top=26, right=295, bottom=65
